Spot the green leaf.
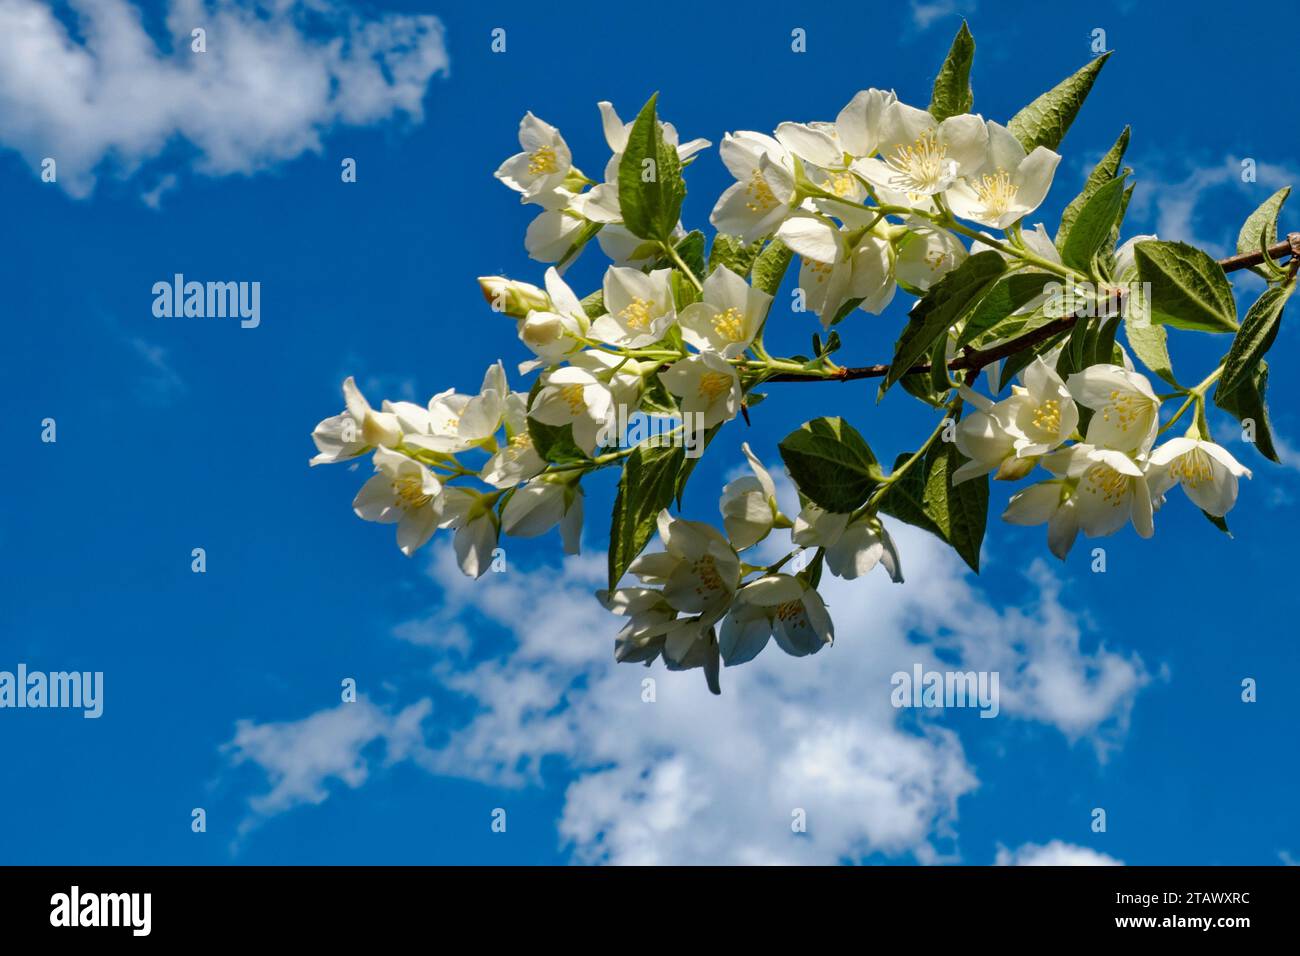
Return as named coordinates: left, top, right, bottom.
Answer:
left=709, top=233, right=763, bottom=277
left=1092, top=314, right=1123, bottom=367
left=1213, top=359, right=1280, bottom=463
left=880, top=251, right=1005, bottom=398
left=751, top=238, right=794, bottom=296
left=778, top=417, right=883, bottom=513
left=1007, top=52, right=1111, bottom=152
left=1133, top=240, right=1238, bottom=333
left=1201, top=509, right=1231, bottom=537
left=673, top=230, right=706, bottom=278
left=1236, top=186, right=1290, bottom=258
left=580, top=289, right=605, bottom=319
left=1060, top=175, right=1127, bottom=271
left=957, top=271, right=1053, bottom=346
left=1124, top=318, right=1179, bottom=388
left=1057, top=126, right=1130, bottom=250
left=617, top=94, right=684, bottom=241
left=674, top=423, right=721, bottom=508
left=608, top=441, right=686, bottom=589
left=1219, top=285, right=1294, bottom=395
left=929, top=22, right=975, bottom=122
left=878, top=440, right=988, bottom=572
left=526, top=418, right=589, bottom=464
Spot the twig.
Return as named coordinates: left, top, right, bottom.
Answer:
left=768, top=235, right=1298, bottom=384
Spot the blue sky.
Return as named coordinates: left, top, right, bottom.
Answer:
left=2, top=0, right=1298, bottom=865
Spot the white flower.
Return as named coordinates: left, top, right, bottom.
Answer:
left=719, top=573, right=834, bottom=664
left=779, top=213, right=895, bottom=325
left=1066, top=364, right=1161, bottom=454
left=774, top=121, right=844, bottom=170
left=480, top=392, right=545, bottom=488
left=834, top=88, right=897, bottom=159
left=437, top=487, right=501, bottom=578
left=1000, top=357, right=1079, bottom=457
left=601, top=586, right=679, bottom=663
left=1002, top=479, right=1081, bottom=559
left=678, top=265, right=772, bottom=358
left=792, top=503, right=903, bottom=582
left=719, top=443, right=780, bottom=549
left=1147, top=437, right=1251, bottom=517
left=1042, top=444, right=1154, bottom=540
left=895, top=222, right=968, bottom=292
left=458, top=362, right=511, bottom=442
left=330, top=376, right=401, bottom=452
left=352, top=447, right=442, bottom=557
left=518, top=267, right=589, bottom=363
left=501, top=476, right=583, bottom=552
left=852, top=102, right=987, bottom=196
left=945, top=121, right=1060, bottom=230
left=477, top=276, right=550, bottom=318
left=399, top=388, right=472, bottom=455
left=951, top=387, right=1036, bottom=485
left=659, top=352, right=742, bottom=428
left=589, top=267, right=677, bottom=348
left=568, top=348, right=648, bottom=411
left=524, top=204, right=587, bottom=264
left=529, top=366, right=614, bottom=454
left=709, top=131, right=797, bottom=241
left=495, top=112, right=572, bottom=202
left=627, top=511, right=741, bottom=624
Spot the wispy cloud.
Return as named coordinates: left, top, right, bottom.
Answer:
left=1126, top=155, right=1299, bottom=256
left=909, top=0, right=976, bottom=32
left=223, top=695, right=433, bottom=836
left=221, top=505, right=1151, bottom=863
left=0, top=0, right=449, bottom=197
left=995, top=840, right=1122, bottom=866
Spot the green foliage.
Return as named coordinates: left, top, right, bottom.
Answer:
left=608, top=441, right=686, bottom=589
left=1219, top=285, right=1294, bottom=395
left=1134, top=240, right=1238, bottom=333
left=527, top=418, right=589, bottom=464
left=1007, top=53, right=1111, bottom=152
left=929, top=22, right=975, bottom=122
left=617, top=94, right=685, bottom=241
left=1059, top=175, right=1127, bottom=271
left=1057, top=126, right=1130, bottom=250
left=778, top=417, right=883, bottom=513
left=878, top=439, right=988, bottom=572
left=1236, top=186, right=1290, bottom=277
left=1214, top=360, right=1280, bottom=463
left=880, top=251, right=1005, bottom=398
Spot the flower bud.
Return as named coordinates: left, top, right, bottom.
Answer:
left=477, top=276, right=549, bottom=318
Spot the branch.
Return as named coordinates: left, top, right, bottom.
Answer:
left=768, top=234, right=1300, bottom=383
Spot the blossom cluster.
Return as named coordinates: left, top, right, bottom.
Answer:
left=308, top=41, right=1285, bottom=693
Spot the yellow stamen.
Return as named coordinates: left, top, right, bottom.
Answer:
left=697, top=371, right=732, bottom=401
left=711, top=307, right=746, bottom=342
left=527, top=145, right=559, bottom=176
left=886, top=130, right=949, bottom=191
left=970, top=167, right=1018, bottom=218
left=620, top=297, right=654, bottom=330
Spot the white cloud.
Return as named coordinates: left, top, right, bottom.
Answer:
left=909, top=0, right=975, bottom=32
left=1126, top=156, right=1299, bottom=256
left=0, top=0, right=448, bottom=197
left=995, top=840, right=1122, bottom=866
left=222, top=496, right=1150, bottom=862
left=223, top=695, right=432, bottom=832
